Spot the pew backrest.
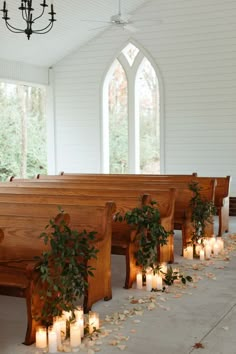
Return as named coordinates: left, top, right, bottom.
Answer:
left=0, top=201, right=114, bottom=261
left=1, top=177, right=216, bottom=226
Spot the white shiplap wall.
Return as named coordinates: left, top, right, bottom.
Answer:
left=0, top=59, right=49, bottom=85
left=53, top=0, right=236, bottom=195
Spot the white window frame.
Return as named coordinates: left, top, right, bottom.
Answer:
left=0, top=77, right=54, bottom=174
left=101, top=41, right=165, bottom=174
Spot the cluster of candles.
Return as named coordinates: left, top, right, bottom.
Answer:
left=35, top=308, right=99, bottom=353
left=183, top=236, right=224, bottom=261
left=136, top=263, right=168, bottom=291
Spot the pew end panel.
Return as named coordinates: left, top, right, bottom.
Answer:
left=149, top=188, right=176, bottom=265
left=214, top=176, right=231, bottom=235
left=0, top=201, right=114, bottom=345
left=111, top=189, right=176, bottom=289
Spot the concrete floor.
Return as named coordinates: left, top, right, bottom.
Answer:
left=1, top=217, right=236, bottom=354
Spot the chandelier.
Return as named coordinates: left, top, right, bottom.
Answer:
left=0, top=1, right=56, bottom=40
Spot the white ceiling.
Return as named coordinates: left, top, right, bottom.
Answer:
left=0, top=0, right=151, bottom=68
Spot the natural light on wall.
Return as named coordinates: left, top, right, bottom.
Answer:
left=103, top=43, right=160, bottom=174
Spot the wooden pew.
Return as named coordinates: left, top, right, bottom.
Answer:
left=0, top=185, right=176, bottom=289
left=200, top=176, right=231, bottom=236
left=0, top=200, right=114, bottom=345
left=4, top=176, right=216, bottom=246
left=37, top=172, right=198, bottom=179
left=37, top=173, right=230, bottom=236
left=6, top=177, right=216, bottom=231
left=109, top=189, right=176, bottom=288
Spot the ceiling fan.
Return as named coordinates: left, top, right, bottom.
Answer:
left=109, top=0, right=138, bottom=32
left=84, top=0, right=139, bottom=33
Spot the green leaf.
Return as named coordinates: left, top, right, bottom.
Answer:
left=33, top=209, right=99, bottom=324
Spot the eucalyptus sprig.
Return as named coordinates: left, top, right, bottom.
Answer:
left=115, top=199, right=171, bottom=272
left=162, top=266, right=193, bottom=286
left=34, top=209, right=98, bottom=324
left=189, top=181, right=217, bottom=244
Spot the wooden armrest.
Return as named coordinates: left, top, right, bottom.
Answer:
left=130, top=229, right=138, bottom=242
left=160, top=216, right=173, bottom=232
left=216, top=196, right=226, bottom=208
left=0, top=258, right=36, bottom=268
left=25, top=260, right=41, bottom=279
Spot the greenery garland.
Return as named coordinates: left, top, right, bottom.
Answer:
left=189, top=181, right=217, bottom=245
left=34, top=209, right=98, bottom=325
left=115, top=199, right=171, bottom=273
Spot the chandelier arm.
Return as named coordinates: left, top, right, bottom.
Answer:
left=5, top=21, right=25, bottom=33
left=19, top=1, right=30, bottom=22
left=33, top=21, right=53, bottom=33
left=21, top=9, right=26, bottom=21
left=34, top=27, right=54, bottom=35
left=20, top=6, right=28, bottom=22
left=33, top=4, right=45, bottom=22
left=33, top=21, right=54, bottom=34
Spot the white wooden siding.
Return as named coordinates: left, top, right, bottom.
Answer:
left=0, top=59, right=49, bottom=85
left=53, top=0, right=236, bottom=195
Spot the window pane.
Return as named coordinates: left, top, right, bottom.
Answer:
left=136, top=58, right=160, bottom=173
left=108, top=60, right=128, bottom=173
left=122, top=43, right=139, bottom=66
left=0, top=82, right=47, bottom=180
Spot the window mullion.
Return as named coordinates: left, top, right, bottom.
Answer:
left=119, top=53, right=140, bottom=173
left=128, top=68, right=139, bottom=173
left=129, top=53, right=144, bottom=174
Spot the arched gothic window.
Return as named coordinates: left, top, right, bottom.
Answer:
left=103, top=43, right=160, bottom=174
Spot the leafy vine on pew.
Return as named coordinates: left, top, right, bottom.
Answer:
left=33, top=209, right=98, bottom=325
left=189, top=181, right=217, bottom=245
left=115, top=199, right=171, bottom=274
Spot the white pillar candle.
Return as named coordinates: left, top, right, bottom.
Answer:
left=186, top=245, right=193, bottom=260
left=74, top=306, right=84, bottom=338
left=205, top=244, right=211, bottom=260
left=89, top=311, right=99, bottom=334
left=146, top=273, right=153, bottom=292
left=74, top=306, right=83, bottom=321
left=48, top=327, right=58, bottom=353
left=53, top=316, right=66, bottom=342
left=60, top=319, right=66, bottom=342
left=136, top=272, right=143, bottom=289
left=199, top=249, right=205, bottom=261
left=70, top=321, right=81, bottom=351
left=213, top=242, right=219, bottom=256
left=35, top=326, right=47, bottom=349
left=146, top=266, right=152, bottom=273
left=53, top=321, right=61, bottom=349
left=195, top=244, right=201, bottom=256
left=152, top=273, right=158, bottom=289
left=77, top=317, right=84, bottom=338
left=183, top=247, right=188, bottom=259
left=156, top=275, right=163, bottom=290
left=62, top=310, right=72, bottom=321
left=210, top=236, right=216, bottom=253
left=217, top=237, right=224, bottom=253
